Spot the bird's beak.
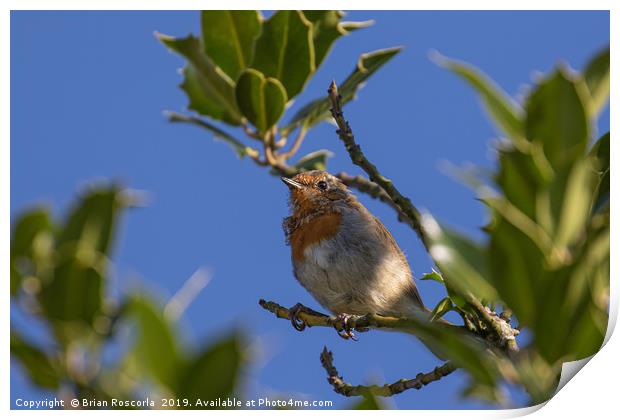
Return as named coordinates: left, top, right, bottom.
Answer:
left=281, top=177, right=304, bottom=190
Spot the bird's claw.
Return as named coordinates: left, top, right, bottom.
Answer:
left=288, top=303, right=328, bottom=332
left=333, top=313, right=363, bottom=341
left=289, top=303, right=308, bottom=331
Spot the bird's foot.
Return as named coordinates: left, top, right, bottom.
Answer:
left=332, top=313, right=368, bottom=341
left=288, top=302, right=328, bottom=332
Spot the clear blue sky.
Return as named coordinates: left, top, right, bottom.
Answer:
left=11, top=11, right=609, bottom=409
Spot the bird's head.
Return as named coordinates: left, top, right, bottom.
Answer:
left=281, top=170, right=350, bottom=214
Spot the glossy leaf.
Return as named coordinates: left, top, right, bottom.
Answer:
left=583, top=46, right=610, bottom=116
left=553, top=159, right=593, bottom=249
left=291, top=149, right=332, bottom=171
left=251, top=11, right=315, bottom=99
left=589, top=132, right=610, bottom=215
left=235, top=68, right=287, bottom=133
left=302, top=11, right=371, bottom=69
left=200, top=11, right=262, bottom=80
left=11, top=330, right=60, bottom=390
left=177, top=333, right=243, bottom=404
left=129, top=295, right=181, bottom=390
left=158, top=33, right=242, bottom=125
left=488, top=216, right=542, bottom=327
left=525, top=68, right=590, bottom=169
left=433, top=52, right=524, bottom=141
left=284, top=47, right=401, bottom=134
left=420, top=268, right=444, bottom=283
left=430, top=297, right=454, bottom=321
left=423, top=215, right=498, bottom=302
left=495, top=147, right=548, bottom=220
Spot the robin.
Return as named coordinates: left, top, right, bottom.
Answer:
left=282, top=170, right=429, bottom=339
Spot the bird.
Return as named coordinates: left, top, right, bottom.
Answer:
left=281, top=170, right=429, bottom=338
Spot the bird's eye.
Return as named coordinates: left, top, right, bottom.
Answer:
left=317, top=181, right=328, bottom=191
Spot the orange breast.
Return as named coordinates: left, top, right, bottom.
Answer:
left=290, top=213, right=342, bottom=262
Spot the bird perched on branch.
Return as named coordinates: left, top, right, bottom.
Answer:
left=282, top=170, right=428, bottom=338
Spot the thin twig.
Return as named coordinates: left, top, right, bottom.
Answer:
left=328, top=80, right=428, bottom=248
left=320, top=346, right=456, bottom=397
left=337, top=172, right=415, bottom=229
left=281, top=123, right=309, bottom=160
left=242, top=120, right=263, bottom=141
left=165, top=111, right=261, bottom=160
left=258, top=299, right=466, bottom=337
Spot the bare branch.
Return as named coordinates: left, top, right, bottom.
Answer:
left=280, top=123, right=309, bottom=160
left=328, top=80, right=428, bottom=248
left=320, top=346, right=456, bottom=397
left=337, top=172, right=415, bottom=229
left=242, top=120, right=263, bottom=141
left=258, top=299, right=469, bottom=339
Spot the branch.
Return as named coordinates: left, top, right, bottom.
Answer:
left=258, top=299, right=471, bottom=340
left=467, top=297, right=519, bottom=356
left=259, top=299, right=415, bottom=334
left=337, top=172, right=415, bottom=229
left=280, top=123, right=309, bottom=160
left=326, top=81, right=520, bottom=357
left=328, top=81, right=428, bottom=249
left=320, top=346, right=456, bottom=397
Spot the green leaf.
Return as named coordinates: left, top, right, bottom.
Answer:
left=423, top=214, right=498, bottom=302
left=11, top=208, right=53, bottom=260
left=553, top=159, right=594, bottom=248
left=461, top=381, right=505, bottom=405
left=525, top=67, right=590, bottom=169
left=284, top=47, right=401, bottom=134
left=432, top=52, right=524, bottom=142
left=42, top=258, right=104, bottom=325
left=590, top=132, right=609, bottom=215
left=158, top=33, right=242, bottom=125
left=251, top=11, right=315, bottom=99
left=57, top=186, right=121, bottom=255
left=302, top=11, right=371, bottom=69
left=583, top=46, right=609, bottom=116
left=430, top=297, right=454, bottom=321
left=420, top=268, right=444, bottom=283
left=10, top=208, right=53, bottom=295
left=200, top=11, right=262, bottom=80
left=291, top=149, right=332, bottom=171
left=495, top=147, right=549, bottom=221
left=177, top=333, right=243, bottom=404
left=513, top=352, right=559, bottom=404
left=235, top=68, right=287, bottom=133
left=340, top=20, right=375, bottom=32
left=488, top=216, right=543, bottom=327
left=404, top=318, right=499, bottom=386
left=42, top=187, right=123, bottom=326
left=11, top=330, right=60, bottom=390
left=167, top=111, right=258, bottom=159
left=128, top=295, right=181, bottom=390
left=590, top=132, right=610, bottom=171
left=349, top=392, right=384, bottom=410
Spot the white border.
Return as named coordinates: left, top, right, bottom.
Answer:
left=3, top=2, right=616, bottom=419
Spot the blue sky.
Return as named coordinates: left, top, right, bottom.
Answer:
left=11, top=11, right=609, bottom=409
